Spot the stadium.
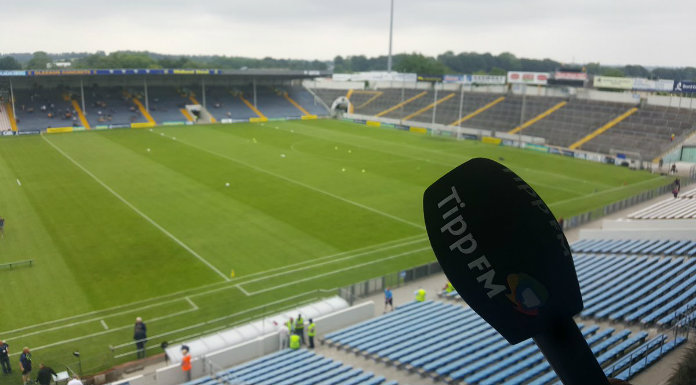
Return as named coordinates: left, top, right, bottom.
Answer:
left=2, top=2, right=696, bottom=385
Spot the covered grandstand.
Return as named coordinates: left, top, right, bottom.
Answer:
left=0, top=69, right=330, bottom=134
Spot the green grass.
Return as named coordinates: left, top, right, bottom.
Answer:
left=0, top=119, right=668, bottom=380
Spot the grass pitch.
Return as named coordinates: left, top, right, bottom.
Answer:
left=0, top=119, right=667, bottom=378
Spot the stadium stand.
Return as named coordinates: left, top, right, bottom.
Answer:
left=439, top=250, right=696, bottom=327
left=323, top=300, right=683, bottom=384
left=82, top=86, right=149, bottom=127
left=181, top=349, right=398, bottom=385
left=628, top=186, right=696, bottom=219
left=12, top=87, right=79, bottom=131
left=145, top=86, right=193, bottom=123
left=312, top=87, right=695, bottom=160
left=0, top=102, right=12, bottom=132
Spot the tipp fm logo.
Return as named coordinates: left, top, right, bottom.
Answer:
left=506, top=273, right=549, bottom=316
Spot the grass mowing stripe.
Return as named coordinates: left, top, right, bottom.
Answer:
left=548, top=176, right=666, bottom=207
left=0, top=235, right=418, bottom=335
left=237, top=237, right=428, bottom=286
left=153, top=130, right=425, bottom=230
left=41, top=133, right=230, bottom=282
left=244, top=246, right=433, bottom=295
left=262, top=121, right=597, bottom=196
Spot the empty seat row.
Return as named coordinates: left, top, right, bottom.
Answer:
left=183, top=349, right=398, bottom=385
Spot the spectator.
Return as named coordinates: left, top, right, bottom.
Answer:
left=307, top=319, right=316, bottom=349
left=295, top=314, right=306, bottom=345
left=673, top=187, right=679, bottom=198
left=67, top=374, right=84, bottom=385
left=285, top=317, right=294, bottom=335
left=19, top=347, right=31, bottom=384
left=0, top=339, right=10, bottom=373
left=289, top=333, right=300, bottom=350
left=384, top=287, right=394, bottom=313
left=36, top=363, right=56, bottom=385
left=442, top=282, right=454, bottom=294
left=671, top=164, right=677, bottom=174
left=180, top=345, right=191, bottom=382
left=414, top=287, right=426, bottom=302
left=273, top=321, right=289, bottom=350
left=133, top=317, right=147, bottom=359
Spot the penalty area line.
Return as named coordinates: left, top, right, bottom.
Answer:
left=40, top=134, right=229, bottom=282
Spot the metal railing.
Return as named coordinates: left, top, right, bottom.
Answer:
left=338, top=262, right=442, bottom=305
left=562, top=179, right=692, bottom=231
left=0, top=259, right=33, bottom=270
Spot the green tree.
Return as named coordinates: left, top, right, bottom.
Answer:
left=601, top=68, right=625, bottom=77
left=0, top=56, right=22, bottom=70
left=394, top=53, right=449, bottom=74
left=26, top=51, right=51, bottom=69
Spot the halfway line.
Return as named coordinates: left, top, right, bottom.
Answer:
left=41, top=134, right=230, bottom=282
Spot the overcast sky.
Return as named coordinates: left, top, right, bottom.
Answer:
left=2, top=0, right=694, bottom=67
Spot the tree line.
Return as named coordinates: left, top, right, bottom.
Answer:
left=1, top=50, right=694, bottom=81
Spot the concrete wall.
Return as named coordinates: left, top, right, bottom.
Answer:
left=110, top=301, right=375, bottom=385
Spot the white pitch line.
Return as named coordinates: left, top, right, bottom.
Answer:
left=16, top=178, right=21, bottom=186
left=155, top=131, right=425, bottom=230
left=236, top=284, right=251, bottom=296
left=8, top=306, right=199, bottom=357
left=0, top=235, right=421, bottom=336
left=185, top=297, right=198, bottom=310
left=548, top=176, right=667, bottom=207
left=239, top=237, right=429, bottom=287
left=41, top=134, right=230, bottom=282
left=268, top=121, right=602, bottom=195
left=243, top=246, right=432, bottom=295
left=100, top=320, right=109, bottom=330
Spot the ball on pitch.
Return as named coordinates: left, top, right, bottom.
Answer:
left=225, top=182, right=230, bottom=187
left=280, top=153, right=286, bottom=158
left=147, top=148, right=151, bottom=152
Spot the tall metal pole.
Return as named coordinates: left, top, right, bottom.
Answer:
left=387, top=0, right=394, bottom=72
left=519, top=84, right=527, bottom=147
left=432, top=83, right=438, bottom=124
left=253, top=78, right=257, bottom=108
left=80, top=79, right=86, bottom=116
left=9, top=79, right=16, bottom=119
left=201, top=78, right=206, bottom=108
left=457, top=84, right=464, bottom=127
left=143, top=78, right=149, bottom=112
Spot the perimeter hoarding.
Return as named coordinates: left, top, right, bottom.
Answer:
left=593, top=76, right=634, bottom=90
left=507, top=71, right=549, bottom=85
left=673, top=81, right=696, bottom=93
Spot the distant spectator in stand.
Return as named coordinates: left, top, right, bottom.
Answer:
left=67, top=374, right=84, bottom=385
left=0, top=339, right=10, bottom=374
left=384, top=287, right=394, bottom=312
left=671, top=164, right=677, bottom=174
left=180, top=345, right=191, bottom=382
left=19, top=347, right=31, bottom=384
left=273, top=321, right=289, bottom=350
left=673, top=187, right=679, bottom=198
left=133, top=317, right=147, bottom=359
left=36, top=363, right=56, bottom=385
left=671, top=133, right=675, bottom=142
left=675, top=177, right=681, bottom=191
left=658, top=158, right=663, bottom=170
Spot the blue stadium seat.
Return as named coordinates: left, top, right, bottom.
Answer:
left=615, top=337, right=686, bottom=381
